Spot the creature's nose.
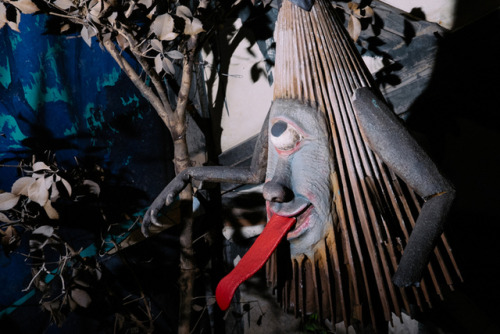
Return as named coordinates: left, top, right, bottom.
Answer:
left=263, top=179, right=293, bottom=203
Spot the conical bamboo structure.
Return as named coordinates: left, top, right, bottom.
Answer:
left=266, top=0, right=462, bottom=329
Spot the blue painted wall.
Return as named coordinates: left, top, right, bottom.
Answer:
left=0, top=14, right=176, bottom=330
left=0, top=14, right=173, bottom=194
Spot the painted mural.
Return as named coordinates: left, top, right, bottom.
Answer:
left=0, top=14, right=176, bottom=332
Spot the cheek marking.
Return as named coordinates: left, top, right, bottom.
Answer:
left=304, top=190, right=316, bottom=202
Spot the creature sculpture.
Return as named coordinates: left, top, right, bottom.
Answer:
left=142, top=0, right=461, bottom=328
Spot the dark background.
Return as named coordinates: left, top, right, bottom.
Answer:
left=1, top=1, right=499, bottom=333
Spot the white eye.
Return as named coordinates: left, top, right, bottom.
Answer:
left=270, top=120, right=302, bottom=151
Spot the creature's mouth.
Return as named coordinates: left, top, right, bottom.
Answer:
left=286, top=205, right=314, bottom=240
left=216, top=197, right=313, bottom=311
left=267, top=197, right=313, bottom=240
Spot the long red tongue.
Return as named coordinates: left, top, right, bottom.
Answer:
left=215, top=215, right=296, bottom=310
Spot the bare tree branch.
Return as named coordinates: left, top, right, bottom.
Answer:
left=115, top=27, right=173, bottom=114
left=176, top=44, right=195, bottom=123
left=103, top=39, right=171, bottom=127
left=135, top=54, right=173, bottom=114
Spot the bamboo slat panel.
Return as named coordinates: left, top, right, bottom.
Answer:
left=268, top=0, right=462, bottom=328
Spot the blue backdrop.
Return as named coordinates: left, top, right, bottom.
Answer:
left=0, top=14, right=174, bottom=193
left=0, top=14, right=178, bottom=333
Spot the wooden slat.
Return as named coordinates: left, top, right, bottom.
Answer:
left=270, top=0, right=462, bottom=328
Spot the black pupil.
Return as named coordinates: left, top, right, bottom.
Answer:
left=271, top=121, right=288, bottom=137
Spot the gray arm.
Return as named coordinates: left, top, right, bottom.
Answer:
left=141, top=114, right=269, bottom=236
left=352, top=87, right=455, bottom=287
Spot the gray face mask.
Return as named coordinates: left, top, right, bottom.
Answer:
left=264, top=99, right=335, bottom=258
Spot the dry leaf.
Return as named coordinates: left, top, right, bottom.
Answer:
left=68, top=295, right=77, bottom=311
left=192, top=304, right=203, bottom=311
left=150, top=38, right=162, bottom=52
left=71, top=288, right=92, bottom=308
left=12, top=176, right=35, bottom=195
left=0, top=192, right=20, bottom=211
left=82, top=180, right=100, bottom=196
left=107, top=11, right=117, bottom=25
left=162, top=57, right=174, bottom=74
left=42, top=300, right=61, bottom=311
left=81, top=26, right=95, bottom=47
left=138, top=0, right=153, bottom=8
left=32, top=161, right=51, bottom=173
left=9, top=0, right=39, bottom=14
left=33, top=225, right=55, bottom=238
left=44, top=176, right=54, bottom=190
left=184, top=17, right=204, bottom=36
left=30, top=225, right=54, bottom=241
left=154, top=54, right=163, bottom=73
left=73, top=276, right=91, bottom=288
left=348, top=15, right=361, bottom=42
left=50, top=182, right=60, bottom=201
left=116, top=33, right=129, bottom=50
left=60, top=23, right=70, bottom=32
left=43, top=201, right=60, bottom=219
left=53, top=0, right=75, bottom=10
left=176, top=5, right=192, bottom=19
left=0, top=3, right=7, bottom=30
left=150, top=13, right=178, bottom=41
left=28, top=177, right=49, bottom=206
left=0, top=212, right=12, bottom=223
left=1, top=226, right=20, bottom=248
left=59, top=177, right=72, bottom=197
left=166, top=50, right=183, bottom=60
left=89, top=0, right=109, bottom=21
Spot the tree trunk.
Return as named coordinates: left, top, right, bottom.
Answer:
left=104, top=34, right=199, bottom=334
left=173, top=45, right=197, bottom=334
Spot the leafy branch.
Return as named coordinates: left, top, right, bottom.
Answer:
left=0, top=0, right=224, bottom=332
